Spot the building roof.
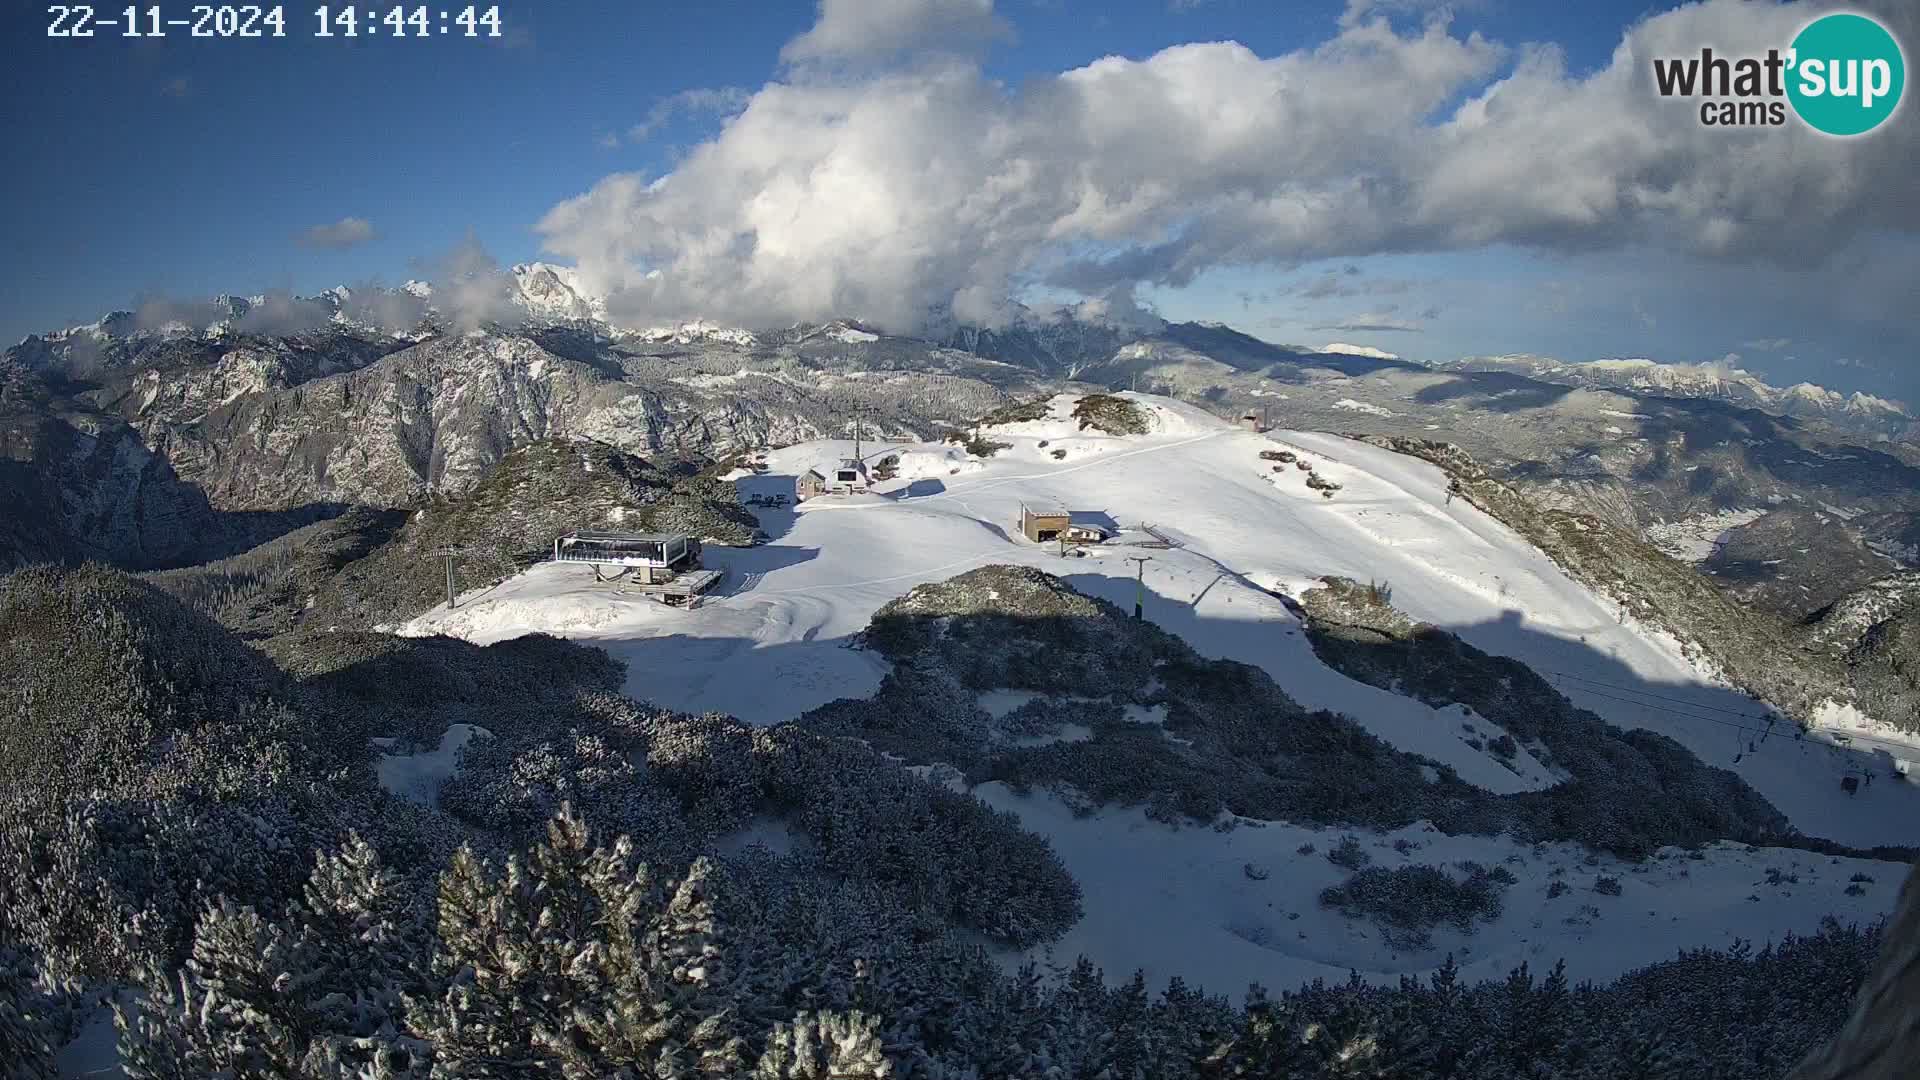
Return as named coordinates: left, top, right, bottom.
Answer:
left=1021, top=498, right=1069, bottom=518
left=560, top=530, right=688, bottom=543
left=802, top=468, right=826, bottom=480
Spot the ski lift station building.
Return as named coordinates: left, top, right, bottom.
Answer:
left=552, top=531, right=700, bottom=585
left=829, top=458, right=871, bottom=494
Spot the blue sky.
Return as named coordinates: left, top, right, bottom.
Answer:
left=4, top=0, right=1916, bottom=402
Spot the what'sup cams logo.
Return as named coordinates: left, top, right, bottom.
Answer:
left=1653, top=11, right=1906, bottom=135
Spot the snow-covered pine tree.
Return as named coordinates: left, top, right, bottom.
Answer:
left=1198, top=988, right=1326, bottom=1078
left=0, top=934, right=74, bottom=1080
left=116, top=899, right=311, bottom=1077
left=411, top=805, right=748, bottom=1078
left=116, top=835, right=429, bottom=1079
left=754, top=1010, right=892, bottom=1079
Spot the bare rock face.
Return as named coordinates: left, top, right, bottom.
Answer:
left=2, top=323, right=1048, bottom=569
left=2, top=360, right=328, bottom=569
left=1786, top=860, right=1920, bottom=1080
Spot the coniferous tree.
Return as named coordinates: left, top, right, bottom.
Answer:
left=409, top=806, right=747, bottom=1079
left=116, top=835, right=429, bottom=1079
left=754, top=1010, right=892, bottom=1079
left=0, top=934, right=72, bottom=1080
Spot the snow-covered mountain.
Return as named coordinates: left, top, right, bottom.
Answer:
left=507, top=262, right=609, bottom=323
left=1442, top=354, right=1915, bottom=437
left=11, top=272, right=1920, bottom=626
left=388, top=392, right=1920, bottom=996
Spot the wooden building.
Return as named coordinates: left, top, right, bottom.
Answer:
left=797, top=469, right=827, bottom=502
left=1021, top=503, right=1114, bottom=546
left=1019, top=503, right=1072, bottom=544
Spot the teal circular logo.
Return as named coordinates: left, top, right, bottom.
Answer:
left=1787, top=13, right=1905, bottom=136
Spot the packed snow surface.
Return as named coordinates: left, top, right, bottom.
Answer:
left=984, top=789, right=1898, bottom=994
left=403, top=392, right=1919, bottom=990
left=375, top=723, right=489, bottom=807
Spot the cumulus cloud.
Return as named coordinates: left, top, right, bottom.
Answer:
left=538, top=0, right=1920, bottom=334
left=781, top=0, right=1011, bottom=64
left=336, top=283, right=432, bottom=334
left=1340, top=0, right=1488, bottom=31
left=297, top=217, right=377, bottom=250
left=414, top=232, right=525, bottom=331
left=132, top=291, right=336, bottom=337
left=232, top=292, right=337, bottom=335
left=628, top=87, right=753, bottom=143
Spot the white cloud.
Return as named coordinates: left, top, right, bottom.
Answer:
left=1340, top=0, right=1487, bottom=31
left=297, top=217, right=377, bottom=250
left=1742, top=337, right=1792, bottom=351
left=628, top=87, right=754, bottom=143
left=781, top=0, right=1010, bottom=64
left=539, top=0, right=1920, bottom=334
left=413, top=232, right=525, bottom=330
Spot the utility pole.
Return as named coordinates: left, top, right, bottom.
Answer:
left=1127, top=555, right=1152, bottom=620
left=433, top=546, right=461, bottom=609
left=851, top=402, right=866, bottom=462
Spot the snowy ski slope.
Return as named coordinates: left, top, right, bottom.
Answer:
left=402, top=393, right=1920, bottom=990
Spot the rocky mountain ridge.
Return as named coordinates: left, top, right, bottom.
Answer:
left=1436, top=354, right=1916, bottom=441
left=10, top=283, right=1919, bottom=643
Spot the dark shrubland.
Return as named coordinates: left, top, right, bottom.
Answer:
left=818, top=565, right=1816, bottom=859
left=0, top=563, right=293, bottom=799
left=1319, top=862, right=1512, bottom=950
left=1071, top=393, right=1151, bottom=435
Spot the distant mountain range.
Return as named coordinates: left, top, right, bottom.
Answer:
left=7, top=270, right=1920, bottom=632
left=15, top=269, right=1910, bottom=440
left=1436, top=354, right=1914, bottom=440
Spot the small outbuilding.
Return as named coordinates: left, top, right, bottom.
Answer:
left=1019, top=502, right=1072, bottom=544
left=797, top=469, right=827, bottom=502
left=1063, top=519, right=1111, bottom=545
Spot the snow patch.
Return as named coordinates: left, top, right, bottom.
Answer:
left=1333, top=398, right=1395, bottom=417
left=376, top=723, right=489, bottom=807
left=1643, top=509, right=1767, bottom=564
